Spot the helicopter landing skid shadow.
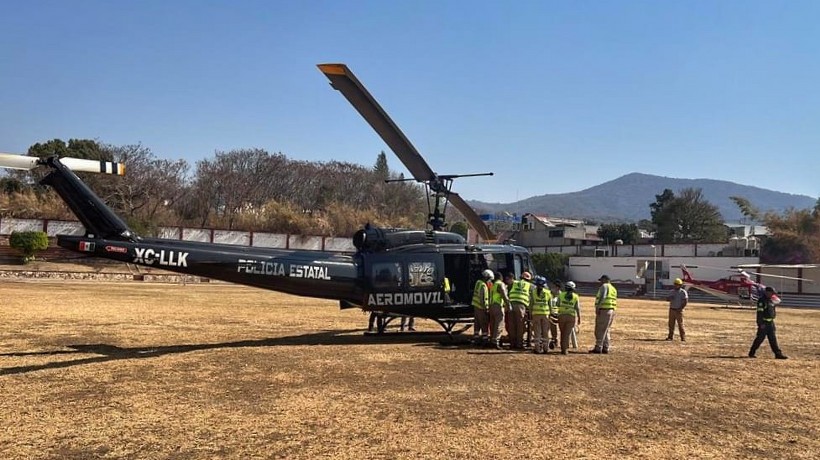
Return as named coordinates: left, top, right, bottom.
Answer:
left=0, top=329, right=458, bottom=376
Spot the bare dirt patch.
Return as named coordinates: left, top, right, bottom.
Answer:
left=1, top=281, right=818, bottom=459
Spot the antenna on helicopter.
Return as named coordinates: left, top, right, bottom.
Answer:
left=318, top=63, right=497, bottom=241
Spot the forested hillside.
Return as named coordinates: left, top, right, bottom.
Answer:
left=471, top=172, right=816, bottom=222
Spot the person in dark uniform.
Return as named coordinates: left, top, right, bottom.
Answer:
left=749, top=286, right=788, bottom=359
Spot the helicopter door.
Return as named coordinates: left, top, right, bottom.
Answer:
left=443, top=253, right=471, bottom=305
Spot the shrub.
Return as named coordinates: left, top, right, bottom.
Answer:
left=531, top=252, right=569, bottom=282
left=9, top=230, right=49, bottom=263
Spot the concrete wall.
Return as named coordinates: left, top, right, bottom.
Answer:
left=0, top=217, right=356, bottom=253
left=568, top=256, right=759, bottom=286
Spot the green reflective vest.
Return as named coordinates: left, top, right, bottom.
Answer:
left=444, top=277, right=451, bottom=293
left=531, top=288, right=551, bottom=316
left=491, top=280, right=506, bottom=306
left=509, top=279, right=532, bottom=305
left=596, top=283, right=618, bottom=309
left=557, top=292, right=580, bottom=316
left=472, top=280, right=488, bottom=309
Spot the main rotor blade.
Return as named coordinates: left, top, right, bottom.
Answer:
left=685, top=284, right=745, bottom=303
left=446, top=192, right=496, bottom=242
left=318, top=63, right=436, bottom=182
left=741, top=271, right=814, bottom=283
left=0, top=153, right=125, bottom=175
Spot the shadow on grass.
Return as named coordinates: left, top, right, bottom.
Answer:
left=632, top=338, right=672, bottom=342
left=705, top=355, right=752, bottom=359
left=0, top=329, right=459, bottom=376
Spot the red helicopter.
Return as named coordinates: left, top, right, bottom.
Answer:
left=680, top=264, right=812, bottom=303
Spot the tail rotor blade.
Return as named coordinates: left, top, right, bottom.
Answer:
left=0, top=153, right=39, bottom=170
left=0, top=153, right=125, bottom=176
left=60, top=158, right=126, bottom=176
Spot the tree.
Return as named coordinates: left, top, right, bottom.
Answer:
left=597, top=223, right=640, bottom=244
left=103, top=143, right=189, bottom=231
left=652, top=188, right=726, bottom=243
left=531, top=253, right=569, bottom=282
left=729, top=196, right=761, bottom=222
left=449, top=221, right=469, bottom=238
left=10, top=231, right=49, bottom=263
left=761, top=207, right=820, bottom=263
left=0, top=177, right=24, bottom=194
left=650, top=189, right=675, bottom=224
left=373, top=151, right=389, bottom=180
left=21, top=139, right=119, bottom=201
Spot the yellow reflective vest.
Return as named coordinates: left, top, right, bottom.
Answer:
left=472, top=280, right=488, bottom=309
left=531, top=288, right=552, bottom=316
left=557, top=292, right=580, bottom=316
left=491, top=280, right=506, bottom=306
left=596, top=283, right=618, bottom=309
left=509, top=279, right=532, bottom=305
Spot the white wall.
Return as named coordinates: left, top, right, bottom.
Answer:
left=568, top=256, right=760, bottom=285
left=0, top=218, right=355, bottom=251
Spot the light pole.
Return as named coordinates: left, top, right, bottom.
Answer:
left=651, top=245, right=657, bottom=298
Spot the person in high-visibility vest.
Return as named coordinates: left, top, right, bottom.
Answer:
left=529, top=276, right=552, bottom=354
left=557, top=281, right=582, bottom=355
left=548, top=279, right=562, bottom=350
left=507, top=271, right=534, bottom=350
left=590, top=274, right=617, bottom=354
left=443, top=276, right=453, bottom=305
left=489, top=271, right=511, bottom=350
left=749, top=286, right=788, bottom=359
left=472, top=269, right=494, bottom=346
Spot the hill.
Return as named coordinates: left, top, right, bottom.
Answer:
left=469, top=172, right=816, bottom=222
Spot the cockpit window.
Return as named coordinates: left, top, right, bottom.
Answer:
left=372, top=262, right=402, bottom=289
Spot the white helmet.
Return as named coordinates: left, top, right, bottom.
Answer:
left=482, top=269, right=494, bottom=280
left=565, top=281, right=576, bottom=290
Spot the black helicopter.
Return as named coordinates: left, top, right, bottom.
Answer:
left=0, top=63, right=533, bottom=335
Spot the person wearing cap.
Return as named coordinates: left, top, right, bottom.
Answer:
left=590, top=274, right=617, bottom=354
left=557, top=281, right=582, bottom=355
left=749, top=286, right=788, bottom=359
left=471, top=269, right=494, bottom=346
left=488, top=271, right=511, bottom=350
left=507, top=271, right=534, bottom=350
left=529, top=276, right=552, bottom=353
left=666, top=278, right=688, bottom=341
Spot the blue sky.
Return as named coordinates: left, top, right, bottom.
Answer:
left=1, top=0, right=818, bottom=204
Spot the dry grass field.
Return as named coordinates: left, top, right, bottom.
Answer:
left=1, top=279, right=818, bottom=459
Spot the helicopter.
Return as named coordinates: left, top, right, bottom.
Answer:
left=680, top=264, right=813, bottom=304
left=0, top=63, right=533, bottom=335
